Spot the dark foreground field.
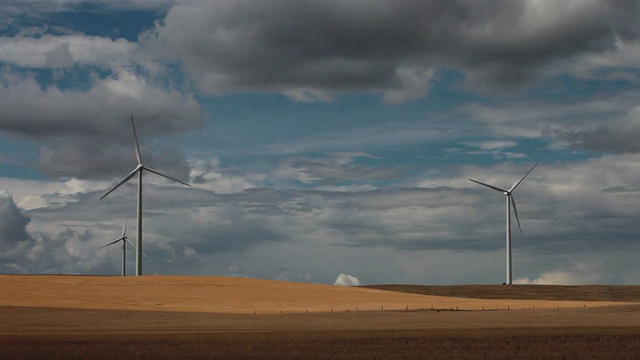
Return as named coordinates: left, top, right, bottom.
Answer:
left=1, top=279, right=640, bottom=359
left=2, top=328, right=639, bottom=360
left=1, top=304, right=640, bottom=359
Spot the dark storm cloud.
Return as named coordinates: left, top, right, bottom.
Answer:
left=0, top=73, right=202, bottom=140
left=0, top=191, right=99, bottom=274
left=0, top=71, right=202, bottom=178
left=0, top=191, right=32, bottom=254
left=145, top=0, right=640, bottom=101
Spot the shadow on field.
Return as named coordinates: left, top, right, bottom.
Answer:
left=364, top=284, right=640, bottom=302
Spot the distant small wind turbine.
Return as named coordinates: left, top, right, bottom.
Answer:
left=469, top=163, right=538, bottom=285
left=99, top=219, right=137, bottom=276
left=100, top=115, right=190, bottom=276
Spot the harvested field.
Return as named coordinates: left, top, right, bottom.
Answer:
left=1, top=275, right=639, bottom=359
left=0, top=275, right=630, bottom=313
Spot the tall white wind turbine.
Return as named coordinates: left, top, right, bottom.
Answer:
left=469, top=163, right=538, bottom=285
left=100, top=115, right=190, bottom=276
left=99, top=219, right=137, bottom=276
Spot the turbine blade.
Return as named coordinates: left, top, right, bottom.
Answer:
left=131, top=115, right=143, bottom=165
left=511, top=195, right=523, bottom=234
left=468, top=178, right=507, bottom=193
left=509, top=162, right=538, bottom=192
left=125, top=238, right=147, bottom=257
left=99, top=238, right=122, bottom=249
left=121, top=219, right=127, bottom=237
left=99, top=167, right=139, bottom=200
left=144, top=166, right=191, bottom=187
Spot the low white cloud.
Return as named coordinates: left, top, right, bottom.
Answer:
left=461, top=88, right=640, bottom=151
left=271, top=152, right=400, bottom=185
left=334, top=273, right=362, bottom=286
left=2, top=149, right=640, bottom=284
left=189, top=158, right=260, bottom=194
left=514, top=262, right=603, bottom=285
left=463, top=140, right=518, bottom=151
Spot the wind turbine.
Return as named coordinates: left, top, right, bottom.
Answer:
left=99, top=219, right=137, bottom=276
left=100, top=115, right=190, bottom=276
left=469, top=162, right=538, bottom=285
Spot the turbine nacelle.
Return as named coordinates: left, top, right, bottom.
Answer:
left=100, top=116, right=191, bottom=200
left=468, top=162, right=537, bottom=235
left=99, top=219, right=131, bottom=249
left=98, top=219, right=147, bottom=276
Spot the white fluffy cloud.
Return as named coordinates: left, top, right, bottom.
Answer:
left=334, top=274, right=362, bottom=286
left=514, top=262, right=603, bottom=285
left=0, top=35, right=138, bottom=69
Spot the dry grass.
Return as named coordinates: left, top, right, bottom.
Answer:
left=1, top=275, right=639, bottom=359
left=0, top=275, right=631, bottom=313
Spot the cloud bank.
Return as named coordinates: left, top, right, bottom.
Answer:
left=144, top=0, right=640, bottom=102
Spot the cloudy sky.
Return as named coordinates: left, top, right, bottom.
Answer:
left=1, top=0, right=640, bottom=285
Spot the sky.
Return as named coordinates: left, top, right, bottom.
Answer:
left=1, top=0, right=640, bottom=285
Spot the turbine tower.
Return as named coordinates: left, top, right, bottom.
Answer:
left=100, top=115, right=190, bottom=276
left=469, top=162, right=538, bottom=285
left=99, top=219, right=136, bottom=276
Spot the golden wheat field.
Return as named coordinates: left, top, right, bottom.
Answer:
left=1, top=275, right=639, bottom=359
